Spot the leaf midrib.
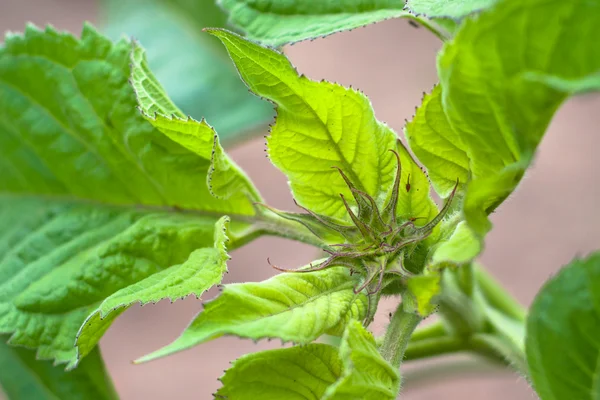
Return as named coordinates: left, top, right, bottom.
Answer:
left=0, top=193, right=255, bottom=221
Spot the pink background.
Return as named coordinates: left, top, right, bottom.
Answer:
left=1, top=0, right=599, bottom=398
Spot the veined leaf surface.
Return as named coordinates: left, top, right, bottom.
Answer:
left=138, top=267, right=366, bottom=362
left=208, top=29, right=438, bottom=224
left=0, top=25, right=260, bottom=367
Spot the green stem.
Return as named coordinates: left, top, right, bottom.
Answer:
left=404, top=336, right=466, bottom=361
left=375, top=320, right=446, bottom=348
left=402, top=358, right=505, bottom=388
left=474, top=263, right=526, bottom=322
left=438, top=269, right=485, bottom=335
left=381, top=299, right=423, bottom=368
left=403, top=335, right=510, bottom=367
left=409, top=320, right=446, bottom=342
left=252, top=211, right=326, bottom=249
left=471, top=333, right=528, bottom=376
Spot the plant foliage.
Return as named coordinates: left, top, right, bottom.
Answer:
left=0, top=0, right=599, bottom=398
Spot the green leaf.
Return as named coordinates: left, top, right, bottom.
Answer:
left=208, top=29, right=437, bottom=224
left=323, top=320, right=400, bottom=400
left=406, top=274, right=441, bottom=317
left=526, top=252, right=600, bottom=400
left=137, top=266, right=366, bottom=362
left=0, top=337, right=117, bottom=400
left=216, top=344, right=342, bottom=399
left=405, top=0, right=497, bottom=20
left=407, top=0, right=600, bottom=265
left=405, top=85, right=469, bottom=199
left=0, top=24, right=258, bottom=214
left=0, top=197, right=242, bottom=368
left=101, top=0, right=273, bottom=140
left=394, top=140, right=439, bottom=230
left=0, top=25, right=259, bottom=367
left=219, top=0, right=409, bottom=47
left=431, top=221, right=481, bottom=265
left=215, top=320, right=399, bottom=400
left=130, top=42, right=261, bottom=202
left=75, top=216, right=231, bottom=360
left=435, top=0, right=600, bottom=236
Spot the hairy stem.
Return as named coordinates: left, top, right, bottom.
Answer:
left=404, top=336, right=466, bottom=360
left=381, top=298, right=423, bottom=368
left=410, top=320, right=447, bottom=342
left=403, top=335, right=510, bottom=367
left=474, top=263, right=526, bottom=322
left=252, top=211, right=326, bottom=249
left=402, top=357, right=506, bottom=388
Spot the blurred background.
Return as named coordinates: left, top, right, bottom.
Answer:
left=1, top=0, right=599, bottom=398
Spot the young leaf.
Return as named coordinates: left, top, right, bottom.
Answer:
left=526, top=253, right=600, bottom=400
left=323, top=320, right=400, bottom=400
left=393, top=141, right=439, bottom=229
left=218, top=0, right=410, bottom=47
left=405, top=85, right=469, bottom=199
left=406, top=274, right=441, bottom=317
left=101, top=0, right=273, bottom=140
left=0, top=338, right=117, bottom=400
left=137, top=267, right=366, bottom=363
left=405, top=0, right=497, bottom=20
left=130, top=43, right=261, bottom=201
left=0, top=25, right=260, bottom=367
left=431, top=221, right=481, bottom=265
left=208, top=29, right=437, bottom=224
left=216, top=344, right=342, bottom=399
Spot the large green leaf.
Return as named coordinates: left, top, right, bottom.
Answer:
left=208, top=29, right=437, bottom=224
left=137, top=267, right=367, bottom=362
left=219, top=0, right=409, bottom=47
left=405, top=0, right=497, bottom=20
left=0, top=338, right=117, bottom=400
left=0, top=24, right=258, bottom=213
left=407, top=0, right=600, bottom=264
left=75, top=216, right=232, bottom=360
left=437, top=0, right=600, bottom=235
left=0, top=25, right=260, bottom=367
left=101, top=0, right=272, bottom=140
left=323, top=320, right=400, bottom=400
left=215, top=344, right=342, bottom=399
left=0, top=197, right=241, bottom=368
left=526, top=252, right=600, bottom=400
